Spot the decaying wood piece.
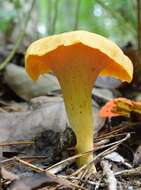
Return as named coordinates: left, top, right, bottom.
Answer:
left=101, top=160, right=117, bottom=190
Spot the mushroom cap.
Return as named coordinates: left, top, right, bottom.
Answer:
left=25, top=30, right=133, bottom=82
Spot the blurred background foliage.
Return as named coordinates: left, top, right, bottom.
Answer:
left=0, top=0, right=141, bottom=99
left=0, top=0, right=138, bottom=47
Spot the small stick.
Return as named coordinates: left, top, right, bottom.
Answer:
left=71, top=145, right=117, bottom=177
left=1, top=155, right=48, bottom=166
left=66, top=176, right=98, bottom=185
left=95, top=133, right=132, bottom=151
left=115, top=166, right=141, bottom=177
left=0, top=141, right=34, bottom=147
left=14, top=157, right=86, bottom=190
left=46, top=148, right=96, bottom=172
left=96, top=123, right=132, bottom=141
left=14, top=156, right=44, bottom=172
left=71, top=134, right=130, bottom=176
left=80, top=170, right=92, bottom=188
left=95, top=133, right=130, bottom=162
left=95, top=132, right=134, bottom=142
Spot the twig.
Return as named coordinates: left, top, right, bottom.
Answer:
left=46, top=147, right=96, bottom=173
left=95, top=122, right=134, bottom=141
left=79, top=168, right=92, bottom=188
left=14, top=156, right=44, bottom=172
left=14, top=157, right=86, bottom=190
left=101, top=160, right=117, bottom=190
left=96, top=133, right=130, bottom=160
left=115, top=166, right=141, bottom=177
left=95, top=132, right=134, bottom=142
left=71, top=134, right=130, bottom=176
left=0, top=141, right=34, bottom=147
left=1, top=155, right=48, bottom=164
left=73, top=0, right=81, bottom=30
left=95, top=133, right=132, bottom=151
left=71, top=145, right=117, bottom=177
left=0, top=0, right=35, bottom=71
left=66, top=176, right=98, bottom=186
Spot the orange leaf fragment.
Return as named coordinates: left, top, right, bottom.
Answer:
left=99, top=97, right=141, bottom=118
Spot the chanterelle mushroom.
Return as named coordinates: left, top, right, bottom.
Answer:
left=25, top=31, right=133, bottom=172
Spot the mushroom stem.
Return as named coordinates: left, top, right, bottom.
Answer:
left=57, top=69, right=97, bottom=172
left=61, top=78, right=95, bottom=169
left=49, top=44, right=106, bottom=172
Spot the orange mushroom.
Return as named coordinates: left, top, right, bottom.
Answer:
left=25, top=31, right=133, bottom=172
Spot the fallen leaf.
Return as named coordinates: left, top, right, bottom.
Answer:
left=4, top=64, right=60, bottom=100
left=104, top=152, right=132, bottom=168
left=99, top=97, right=141, bottom=118
left=0, top=96, right=105, bottom=158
